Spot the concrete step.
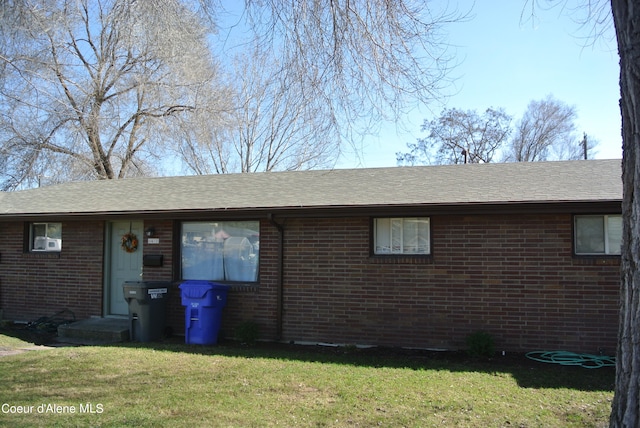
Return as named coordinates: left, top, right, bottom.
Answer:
left=58, top=318, right=129, bottom=344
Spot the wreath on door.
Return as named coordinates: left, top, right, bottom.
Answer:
left=121, top=232, right=139, bottom=253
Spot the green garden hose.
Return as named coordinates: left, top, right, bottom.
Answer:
left=525, top=351, right=616, bottom=369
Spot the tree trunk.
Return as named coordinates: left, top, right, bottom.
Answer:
left=610, top=0, right=640, bottom=426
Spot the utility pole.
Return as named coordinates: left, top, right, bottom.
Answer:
left=582, top=133, right=588, bottom=160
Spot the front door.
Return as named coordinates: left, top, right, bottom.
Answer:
left=107, top=221, right=144, bottom=316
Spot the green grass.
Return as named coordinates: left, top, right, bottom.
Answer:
left=0, top=332, right=34, bottom=350
left=0, top=333, right=614, bottom=427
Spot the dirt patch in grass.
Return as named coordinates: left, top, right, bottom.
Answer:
left=0, top=344, right=55, bottom=357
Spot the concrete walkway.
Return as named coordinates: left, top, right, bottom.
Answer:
left=58, top=317, right=129, bottom=344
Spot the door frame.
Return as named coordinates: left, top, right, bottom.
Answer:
left=103, top=220, right=144, bottom=317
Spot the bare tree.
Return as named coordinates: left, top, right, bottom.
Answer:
left=177, top=46, right=341, bottom=174
left=0, top=0, right=228, bottom=190
left=0, top=1, right=463, bottom=185
left=396, top=107, right=512, bottom=165
left=242, top=0, right=461, bottom=146
left=399, top=96, right=594, bottom=166
left=522, top=1, right=640, bottom=425
left=551, top=132, right=599, bottom=160
left=171, top=0, right=461, bottom=175
left=504, top=95, right=579, bottom=161
left=609, top=0, right=640, bottom=425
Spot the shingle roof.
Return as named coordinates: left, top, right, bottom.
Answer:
left=0, top=159, right=622, bottom=217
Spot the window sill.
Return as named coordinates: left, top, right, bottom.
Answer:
left=226, top=284, right=259, bottom=292
left=175, top=280, right=259, bottom=292
left=24, top=251, right=61, bottom=259
left=572, top=256, right=620, bottom=266
left=368, top=255, right=434, bottom=265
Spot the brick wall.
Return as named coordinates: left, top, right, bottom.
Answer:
left=152, top=219, right=280, bottom=341
left=0, top=212, right=620, bottom=353
left=280, top=214, right=620, bottom=353
left=0, top=220, right=104, bottom=321
left=0, top=218, right=281, bottom=342
left=139, top=220, right=180, bottom=334
left=221, top=219, right=280, bottom=340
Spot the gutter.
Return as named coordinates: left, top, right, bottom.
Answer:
left=0, top=200, right=623, bottom=222
left=268, top=213, right=285, bottom=341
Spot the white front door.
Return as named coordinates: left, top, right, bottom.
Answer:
left=107, top=221, right=144, bottom=316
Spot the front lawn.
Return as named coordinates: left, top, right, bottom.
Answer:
left=0, top=333, right=614, bottom=427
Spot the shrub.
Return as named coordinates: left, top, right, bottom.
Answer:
left=466, top=331, right=495, bottom=358
left=235, top=320, right=260, bottom=345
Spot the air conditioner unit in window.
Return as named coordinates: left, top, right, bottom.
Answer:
left=33, top=237, right=61, bottom=251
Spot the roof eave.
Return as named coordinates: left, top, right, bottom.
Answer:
left=0, top=199, right=622, bottom=221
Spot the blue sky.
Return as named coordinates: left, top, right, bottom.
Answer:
left=337, top=1, right=622, bottom=168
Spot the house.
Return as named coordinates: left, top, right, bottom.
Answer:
left=0, top=159, right=622, bottom=353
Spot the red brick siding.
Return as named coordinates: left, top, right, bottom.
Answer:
left=0, top=220, right=104, bottom=321
left=0, top=213, right=620, bottom=353
left=280, top=214, right=619, bottom=353
left=161, top=219, right=280, bottom=341
left=222, top=220, right=280, bottom=340
left=139, top=220, right=180, bottom=332
left=0, top=218, right=281, bottom=341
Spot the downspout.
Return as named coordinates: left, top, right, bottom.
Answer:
left=268, top=213, right=284, bottom=341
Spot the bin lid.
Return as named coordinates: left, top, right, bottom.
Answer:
left=179, top=280, right=229, bottom=298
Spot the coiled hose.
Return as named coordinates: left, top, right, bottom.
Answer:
left=525, top=350, right=616, bottom=369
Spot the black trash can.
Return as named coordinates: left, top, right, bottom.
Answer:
left=179, top=280, right=230, bottom=345
left=122, top=281, right=170, bottom=342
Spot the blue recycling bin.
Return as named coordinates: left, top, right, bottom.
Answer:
left=179, top=280, right=230, bottom=345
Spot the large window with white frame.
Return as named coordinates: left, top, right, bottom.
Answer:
left=181, top=221, right=259, bottom=282
left=374, top=217, right=430, bottom=255
left=29, top=222, right=62, bottom=252
left=574, top=214, right=622, bottom=255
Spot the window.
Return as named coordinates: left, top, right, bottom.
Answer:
left=181, top=221, right=259, bottom=282
left=574, top=215, right=622, bottom=255
left=30, top=222, right=62, bottom=252
left=374, top=217, right=430, bottom=255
